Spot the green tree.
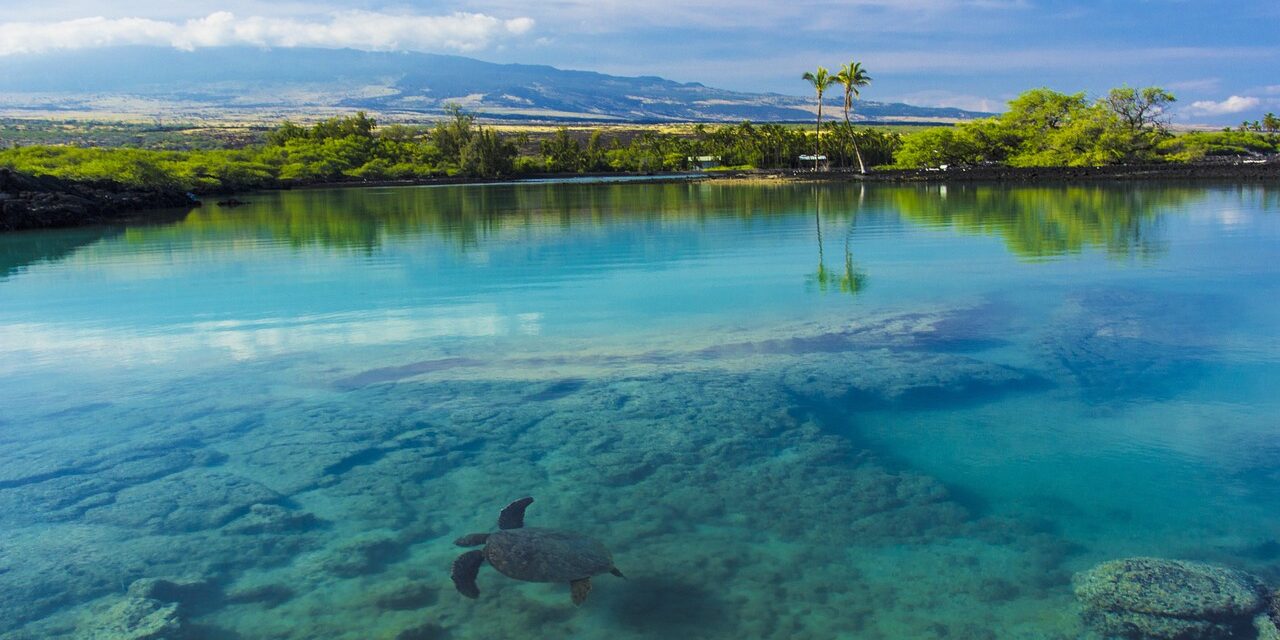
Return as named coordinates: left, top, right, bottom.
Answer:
left=460, top=127, right=516, bottom=178
left=540, top=127, right=584, bottom=172
left=433, top=104, right=475, bottom=167
left=835, top=61, right=872, bottom=173
left=1104, top=87, right=1176, bottom=133
left=1264, top=113, right=1280, bottom=133
left=802, top=67, right=838, bottom=170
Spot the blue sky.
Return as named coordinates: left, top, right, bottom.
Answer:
left=2, top=0, right=1278, bottom=123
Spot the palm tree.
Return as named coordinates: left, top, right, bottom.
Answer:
left=802, top=67, right=837, bottom=171
left=835, top=61, right=872, bottom=173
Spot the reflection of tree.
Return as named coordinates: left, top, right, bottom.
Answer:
left=874, top=184, right=1202, bottom=259
left=839, top=223, right=867, bottom=295
left=0, top=225, right=123, bottom=279
left=809, top=187, right=833, bottom=291
left=808, top=185, right=866, bottom=296
left=111, top=180, right=1214, bottom=264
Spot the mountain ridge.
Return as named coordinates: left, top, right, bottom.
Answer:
left=0, top=47, right=992, bottom=123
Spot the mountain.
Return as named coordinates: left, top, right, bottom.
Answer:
left=0, top=47, right=991, bottom=123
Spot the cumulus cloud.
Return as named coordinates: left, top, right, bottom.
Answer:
left=1187, top=95, right=1262, bottom=115
left=0, top=11, right=536, bottom=56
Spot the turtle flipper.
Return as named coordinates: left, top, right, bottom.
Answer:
left=570, top=577, right=592, bottom=606
left=498, top=497, right=534, bottom=530
left=451, top=550, right=485, bottom=599
left=610, top=567, right=626, bottom=579
left=454, top=533, right=490, bottom=547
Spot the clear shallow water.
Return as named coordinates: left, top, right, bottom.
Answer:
left=0, top=181, right=1278, bottom=638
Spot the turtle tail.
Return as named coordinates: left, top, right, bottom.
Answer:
left=451, top=550, right=485, bottom=599
left=498, top=496, right=534, bottom=530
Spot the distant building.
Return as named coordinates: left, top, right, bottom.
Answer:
left=798, top=154, right=829, bottom=170
left=687, top=155, right=722, bottom=170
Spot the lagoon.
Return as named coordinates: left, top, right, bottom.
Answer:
left=1, top=181, right=1278, bottom=638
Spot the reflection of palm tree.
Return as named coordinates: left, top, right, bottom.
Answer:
left=811, top=187, right=833, bottom=291
left=839, top=225, right=866, bottom=295
left=809, top=186, right=867, bottom=295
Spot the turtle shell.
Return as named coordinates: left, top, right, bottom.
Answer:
left=484, top=527, right=614, bottom=583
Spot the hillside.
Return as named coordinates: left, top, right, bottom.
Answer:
left=0, top=47, right=990, bottom=123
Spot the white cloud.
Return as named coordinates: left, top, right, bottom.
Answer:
left=1187, top=95, right=1262, bottom=115
left=461, top=0, right=1026, bottom=33
left=0, top=11, right=536, bottom=56
left=889, top=90, right=1001, bottom=113
left=1165, top=78, right=1220, bottom=93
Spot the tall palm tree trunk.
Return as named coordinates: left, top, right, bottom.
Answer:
left=815, top=101, right=823, bottom=171
left=844, top=107, right=866, bottom=174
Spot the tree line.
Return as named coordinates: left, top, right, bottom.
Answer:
left=1, top=87, right=1277, bottom=191
left=0, top=110, right=901, bottom=192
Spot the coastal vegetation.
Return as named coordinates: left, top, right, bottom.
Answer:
left=0, top=86, right=1277, bottom=194
left=0, top=112, right=901, bottom=192
left=893, top=87, right=1279, bottom=168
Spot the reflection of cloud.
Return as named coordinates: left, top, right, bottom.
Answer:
left=1187, top=95, right=1261, bottom=115
left=0, top=308, right=543, bottom=368
left=1216, top=207, right=1246, bottom=227
left=0, top=11, right=535, bottom=56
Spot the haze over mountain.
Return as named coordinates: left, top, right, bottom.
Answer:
left=0, top=47, right=990, bottom=123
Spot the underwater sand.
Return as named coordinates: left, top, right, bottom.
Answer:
left=0, top=181, right=1278, bottom=639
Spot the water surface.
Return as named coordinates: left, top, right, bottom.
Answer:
left=1, top=181, right=1278, bottom=639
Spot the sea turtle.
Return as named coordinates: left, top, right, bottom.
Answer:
left=450, top=497, right=624, bottom=605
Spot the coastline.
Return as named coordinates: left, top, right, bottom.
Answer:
left=2, top=162, right=1277, bottom=233
left=702, top=161, right=1280, bottom=184
left=288, top=161, right=1280, bottom=192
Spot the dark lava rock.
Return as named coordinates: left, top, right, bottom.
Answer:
left=1074, top=557, right=1269, bottom=639
left=0, top=168, right=197, bottom=232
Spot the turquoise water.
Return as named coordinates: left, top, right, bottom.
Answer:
left=0, top=181, right=1278, bottom=638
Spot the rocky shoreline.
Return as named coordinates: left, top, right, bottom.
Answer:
left=0, top=168, right=198, bottom=233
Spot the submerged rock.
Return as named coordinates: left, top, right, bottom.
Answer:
left=126, top=577, right=216, bottom=608
left=314, top=532, right=403, bottom=578
left=224, top=503, right=317, bottom=535
left=1257, top=592, right=1280, bottom=640
left=79, top=597, right=182, bottom=640
left=1074, top=557, right=1268, bottom=639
